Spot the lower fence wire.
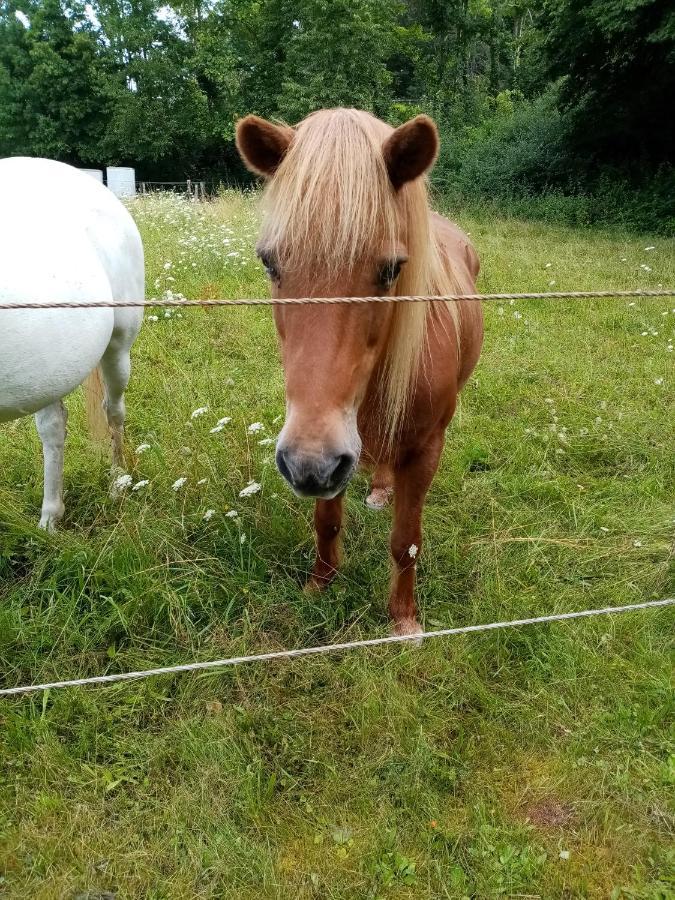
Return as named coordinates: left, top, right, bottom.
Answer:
left=1, top=598, right=672, bottom=697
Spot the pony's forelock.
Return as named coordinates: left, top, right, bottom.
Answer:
left=261, top=108, right=460, bottom=445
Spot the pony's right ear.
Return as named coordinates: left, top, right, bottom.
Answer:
left=235, top=116, right=294, bottom=178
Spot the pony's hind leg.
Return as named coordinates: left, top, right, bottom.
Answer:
left=366, top=462, right=394, bottom=510
left=35, top=401, right=68, bottom=530
left=388, top=432, right=444, bottom=637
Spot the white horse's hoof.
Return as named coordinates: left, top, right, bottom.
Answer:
left=365, top=486, right=393, bottom=510
left=38, top=505, right=64, bottom=531
left=392, top=618, right=424, bottom=647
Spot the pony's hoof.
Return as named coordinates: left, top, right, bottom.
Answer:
left=365, top=486, right=393, bottom=510
left=304, top=578, right=322, bottom=594
left=392, top=618, right=423, bottom=647
left=304, top=573, right=334, bottom=594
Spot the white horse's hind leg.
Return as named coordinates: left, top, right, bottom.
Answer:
left=99, top=336, right=133, bottom=468
left=35, top=401, right=68, bottom=530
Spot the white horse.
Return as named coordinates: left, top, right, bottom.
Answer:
left=0, top=157, right=144, bottom=529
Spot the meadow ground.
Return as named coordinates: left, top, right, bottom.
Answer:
left=0, top=191, right=673, bottom=899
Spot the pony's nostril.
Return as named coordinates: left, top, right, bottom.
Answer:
left=330, top=453, right=355, bottom=486
left=276, top=447, right=292, bottom=482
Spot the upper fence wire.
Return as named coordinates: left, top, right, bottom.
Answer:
left=1, top=288, right=674, bottom=311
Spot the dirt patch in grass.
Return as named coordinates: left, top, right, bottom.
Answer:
left=523, top=799, right=575, bottom=828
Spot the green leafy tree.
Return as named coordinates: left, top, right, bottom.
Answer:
left=276, top=0, right=400, bottom=121
left=0, top=0, right=113, bottom=161
left=540, top=0, right=675, bottom=166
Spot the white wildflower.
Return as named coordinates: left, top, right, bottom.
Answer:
left=247, top=422, right=264, bottom=433
left=113, top=474, right=133, bottom=491
left=163, top=261, right=172, bottom=270
left=545, top=262, right=552, bottom=268
left=654, top=377, right=664, bottom=385
left=408, top=544, right=418, bottom=558
left=203, top=509, right=215, bottom=521
left=197, top=478, right=208, bottom=485
left=136, top=443, right=151, bottom=454
left=240, top=533, right=247, bottom=544
left=497, top=306, right=504, bottom=315
left=513, top=311, right=522, bottom=320
left=132, top=479, right=149, bottom=491
left=633, top=539, right=642, bottom=547
left=147, top=315, right=159, bottom=322
left=600, top=526, right=609, bottom=533
left=172, top=477, right=188, bottom=491
left=226, top=509, right=238, bottom=518
left=559, top=850, right=570, bottom=861
left=239, top=481, right=262, bottom=497
left=620, top=257, right=627, bottom=262
left=628, top=302, right=635, bottom=307
left=191, top=407, right=208, bottom=419
left=549, top=280, right=556, bottom=286
left=215, top=416, right=231, bottom=426
left=644, top=246, right=655, bottom=251
left=258, top=437, right=276, bottom=446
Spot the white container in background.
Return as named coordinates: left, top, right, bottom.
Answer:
left=80, top=168, right=104, bottom=183
left=106, top=166, right=136, bottom=198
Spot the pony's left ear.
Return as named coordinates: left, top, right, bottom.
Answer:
left=383, top=115, right=439, bottom=191
left=235, top=115, right=294, bottom=178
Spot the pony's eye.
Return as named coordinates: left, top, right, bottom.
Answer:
left=258, top=251, right=280, bottom=283
left=378, top=259, right=403, bottom=288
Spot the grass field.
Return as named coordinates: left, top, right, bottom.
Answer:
left=0, top=191, right=673, bottom=899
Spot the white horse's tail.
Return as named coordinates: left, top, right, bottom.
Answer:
left=84, top=367, right=109, bottom=444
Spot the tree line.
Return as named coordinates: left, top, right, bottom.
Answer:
left=1, top=0, right=673, bottom=229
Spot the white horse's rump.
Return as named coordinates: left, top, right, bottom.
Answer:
left=0, top=157, right=144, bottom=528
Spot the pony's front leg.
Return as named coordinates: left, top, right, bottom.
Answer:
left=389, top=433, right=444, bottom=636
left=35, top=401, right=68, bottom=531
left=307, top=495, right=344, bottom=590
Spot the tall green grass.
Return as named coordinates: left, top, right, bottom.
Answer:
left=0, top=192, right=673, bottom=898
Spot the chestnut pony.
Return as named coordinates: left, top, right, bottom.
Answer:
left=236, top=108, right=483, bottom=636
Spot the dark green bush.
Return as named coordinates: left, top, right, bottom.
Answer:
left=432, top=91, right=675, bottom=235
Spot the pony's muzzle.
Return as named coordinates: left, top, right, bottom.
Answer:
left=276, top=446, right=357, bottom=499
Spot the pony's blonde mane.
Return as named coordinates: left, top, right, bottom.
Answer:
left=260, top=108, right=460, bottom=442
